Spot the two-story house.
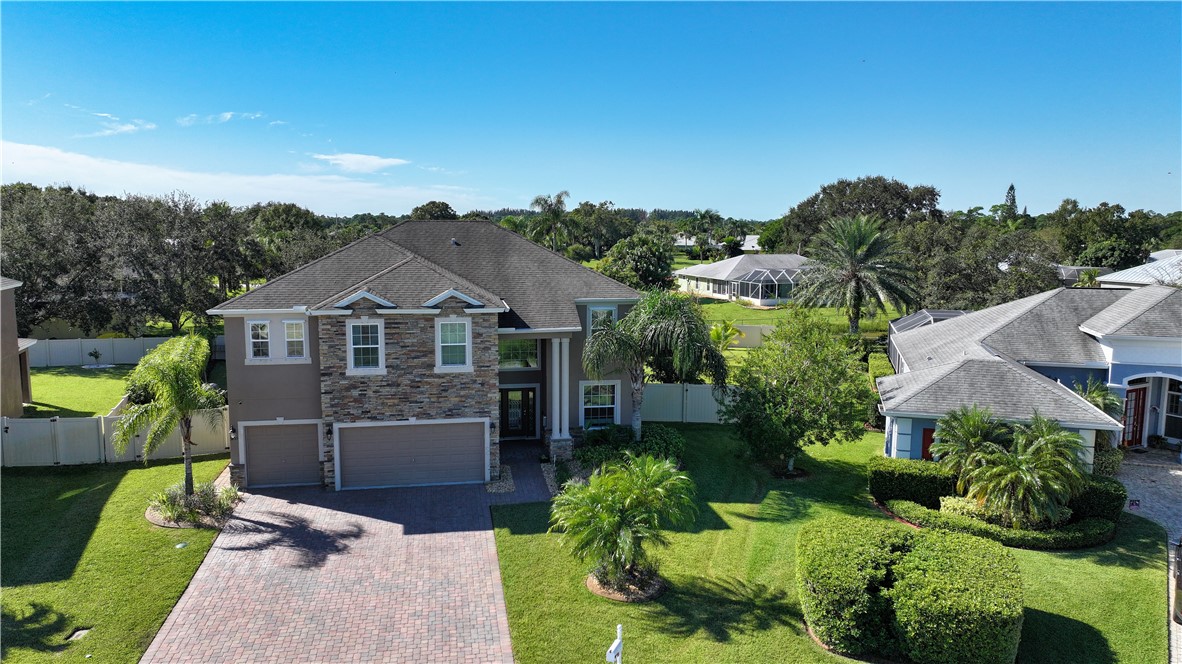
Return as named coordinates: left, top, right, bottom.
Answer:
left=209, top=221, right=638, bottom=490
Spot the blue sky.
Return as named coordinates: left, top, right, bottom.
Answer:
left=3, top=2, right=1179, bottom=219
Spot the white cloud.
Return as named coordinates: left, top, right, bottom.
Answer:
left=75, top=119, right=156, bottom=138
left=2, top=142, right=488, bottom=216
left=176, top=114, right=199, bottom=127
left=310, top=152, right=410, bottom=173
left=269, top=120, right=289, bottom=127
left=176, top=111, right=267, bottom=126
left=417, top=165, right=466, bottom=176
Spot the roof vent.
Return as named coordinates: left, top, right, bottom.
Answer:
left=450, top=237, right=461, bottom=247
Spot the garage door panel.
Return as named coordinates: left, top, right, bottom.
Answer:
left=339, top=422, right=486, bottom=489
left=245, top=424, right=321, bottom=488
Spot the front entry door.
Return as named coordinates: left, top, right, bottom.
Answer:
left=1122, top=387, right=1147, bottom=446
left=500, top=388, right=537, bottom=439
left=921, top=428, right=936, bottom=460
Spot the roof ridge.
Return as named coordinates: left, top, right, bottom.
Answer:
left=214, top=232, right=390, bottom=309
left=990, top=353, right=1120, bottom=425
left=1107, top=286, right=1174, bottom=335
left=980, top=288, right=1063, bottom=347
left=311, top=254, right=417, bottom=309
left=375, top=233, right=504, bottom=305
left=884, top=359, right=970, bottom=407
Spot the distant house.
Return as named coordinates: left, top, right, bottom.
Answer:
left=1054, top=264, right=1113, bottom=287
left=1097, top=254, right=1182, bottom=288
left=674, top=254, right=808, bottom=306
left=1, top=277, right=36, bottom=418
left=739, top=235, right=761, bottom=253
left=878, top=286, right=1182, bottom=464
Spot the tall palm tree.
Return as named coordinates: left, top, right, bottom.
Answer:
left=964, top=412, right=1087, bottom=529
left=528, top=190, right=571, bottom=252
left=930, top=405, right=1011, bottom=493
left=1073, top=376, right=1122, bottom=448
left=113, top=336, right=225, bottom=496
left=550, top=453, right=696, bottom=587
left=583, top=291, right=727, bottom=437
left=793, top=215, right=917, bottom=334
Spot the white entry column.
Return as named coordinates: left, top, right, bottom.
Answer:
left=550, top=338, right=561, bottom=440
left=559, top=337, right=571, bottom=438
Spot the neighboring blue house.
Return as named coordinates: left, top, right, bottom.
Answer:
left=877, top=285, right=1182, bottom=466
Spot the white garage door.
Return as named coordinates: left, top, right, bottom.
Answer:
left=337, top=420, right=487, bottom=489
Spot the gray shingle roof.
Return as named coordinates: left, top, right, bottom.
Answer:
left=983, top=288, right=1125, bottom=364
left=674, top=254, right=808, bottom=281
left=212, top=221, right=639, bottom=330
left=1079, top=285, right=1182, bottom=337
left=1097, top=254, right=1182, bottom=286
left=877, top=357, right=1122, bottom=429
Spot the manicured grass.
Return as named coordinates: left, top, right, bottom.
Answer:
left=1, top=455, right=229, bottom=663
left=493, top=426, right=1167, bottom=663
left=695, top=298, right=896, bottom=334
left=24, top=366, right=134, bottom=418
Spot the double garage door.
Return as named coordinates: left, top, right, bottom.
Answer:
left=337, top=421, right=487, bottom=490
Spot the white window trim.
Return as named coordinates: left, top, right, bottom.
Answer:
left=435, top=317, right=473, bottom=373
left=246, top=320, right=271, bottom=361
left=579, top=379, right=621, bottom=428
left=498, top=338, right=541, bottom=371
left=347, top=318, right=386, bottom=376
left=587, top=305, right=617, bottom=332
left=282, top=319, right=307, bottom=359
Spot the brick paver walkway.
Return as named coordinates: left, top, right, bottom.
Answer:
left=142, top=483, right=515, bottom=663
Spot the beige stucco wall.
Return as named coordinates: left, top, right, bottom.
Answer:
left=225, top=316, right=324, bottom=464
left=2, top=289, right=24, bottom=417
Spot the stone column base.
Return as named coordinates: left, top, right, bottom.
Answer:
left=228, top=464, right=245, bottom=488
left=548, top=435, right=573, bottom=462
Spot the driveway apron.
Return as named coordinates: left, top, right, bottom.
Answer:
left=141, top=484, right=515, bottom=663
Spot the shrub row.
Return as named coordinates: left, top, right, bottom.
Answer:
left=867, top=352, right=894, bottom=384
left=798, top=516, right=1024, bottom=664
left=1068, top=476, right=1127, bottom=523
left=940, top=496, right=1071, bottom=531
left=886, top=500, right=1117, bottom=550
left=867, top=455, right=957, bottom=509
left=574, top=423, right=687, bottom=468
left=890, top=530, right=1024, bottom=664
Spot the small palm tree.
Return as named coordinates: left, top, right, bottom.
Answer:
left=793, top=215, right=917, bottom=334
left=583, top=291, right=727, bottom=437
left=550, top=453, right=696, bottom=588
left=1072, top=268, right=1101, bottom=288
left=931, top=405, right=1011, bottom=493
left=709, top=320, right=745, bottom=352
left=528, top=190, right=571, bottom=252
left=964, top=413, right=1086, bottom=529
left=113, top=336, right=225, bottom=496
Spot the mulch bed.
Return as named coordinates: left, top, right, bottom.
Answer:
left=144, top=506, right=227, bottom=530
left=585, top=573, right=667, bottom=603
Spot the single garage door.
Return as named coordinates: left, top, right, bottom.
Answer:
left=243, top=423, right=321, bottom=488
left=338, top=421, right=486, bottom=489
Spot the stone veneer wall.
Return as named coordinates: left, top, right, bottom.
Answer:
left=318, top=298, right=500, bottom=488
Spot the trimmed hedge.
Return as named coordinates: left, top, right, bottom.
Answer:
left=574, top=423, right=687, bottom=468
left=868, top=352, right=894, bottom=384
left=1068, top=476, right=1128, bottom=523
left=1092, top=442, right=1124, bottom=477
left=886, top=499, right=1117, bottom=550
left=797, top=517, right=910, bottom=658
left=798, top=516, right=1024, bottom=664
left=890, top=530, right=1024, bottom=664
left=867, top=456, right=957, bottom=509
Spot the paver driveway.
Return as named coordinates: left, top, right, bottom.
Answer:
left=141, top=483, right=515, bottom=663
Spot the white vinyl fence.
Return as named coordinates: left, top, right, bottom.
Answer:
left=733, top=325, right=773, bottom=349
left=641, top=384, right=730, bottom=424
left=1, top=407, right=229, bottom=467
left=26, top=336, right=226, bottom=367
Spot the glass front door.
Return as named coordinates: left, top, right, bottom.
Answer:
left=1122, top=387, right=1147, bottom=446
left=500, top=388, right=537, bottom=439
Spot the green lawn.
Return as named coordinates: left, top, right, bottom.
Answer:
left=1, top=455, right=229, bottom=663
left=24, top=366, right=134, bottom=418
left=493, top=426, right=1167, bottom=663
left=695, top=298, right=896, bottom=334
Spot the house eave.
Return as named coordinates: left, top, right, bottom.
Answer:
left=879, top=408, right=1123, bottom=432
left=207, top=306, right=310, bottom=316
left=497, top=326, right=581, bottom=335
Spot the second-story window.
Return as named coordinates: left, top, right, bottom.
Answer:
left=348, top=320, right=384, bottom=373
left=249, top=321, right=270, bottom=359
left=284, top=321, right=306, bottom=359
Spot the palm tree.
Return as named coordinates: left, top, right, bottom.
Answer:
left=931, top=405, right=1012, bottom=493
left=964, top=412, right=1087, bottom=529
left=549, top=453, right=696, bottom=587
left=793, top=215, right=917, bottom=334
left=113, top=336, right=225, bottom=496
left=528, top=190, right=571, bottom=252
left=583, top=291, right=727, bottom=438
left=1073, top=376, right=1122, bottom=448
left=1072, top=268, right=1101, bottom=288
left=709, top=320, right=745, bottom=352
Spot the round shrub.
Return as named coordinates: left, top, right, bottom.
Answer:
left=867, top=456, right=957, bottom=509
left=887, top=499, right=1116, bottom=550
left=1068, top=476, right=1127, bottom=523
left=797, top=516, right=911, bottom=658
left=1092, top=443, right=1124, bottom=477
left=635, top=423, right=686, bottom=461
left=889, top=530, right=1024, bottom=664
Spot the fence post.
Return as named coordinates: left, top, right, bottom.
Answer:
left=682, top=384, right=690, bottom=423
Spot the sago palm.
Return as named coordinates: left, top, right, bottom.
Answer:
left=113, top=336, right=225, bottom=496
left=964, top=413, right=1086, bottom=529
left=931, top=405, right=1011, bottom=493
left=549, top=453, right=696, bottom=587
left=793, top=214, right=917, bottom=334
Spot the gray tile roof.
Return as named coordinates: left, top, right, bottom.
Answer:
left=380, top=221, right=639, bottom=330
left=213, top=221, right=639, bottom=330
left=877, top=357, right=1122, bottom=429
left=1097, top=254, right=1182, bottom=286
left=1079, top=285, right=1182, bottom=337
left=674, top=253, right=808, bottom=281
